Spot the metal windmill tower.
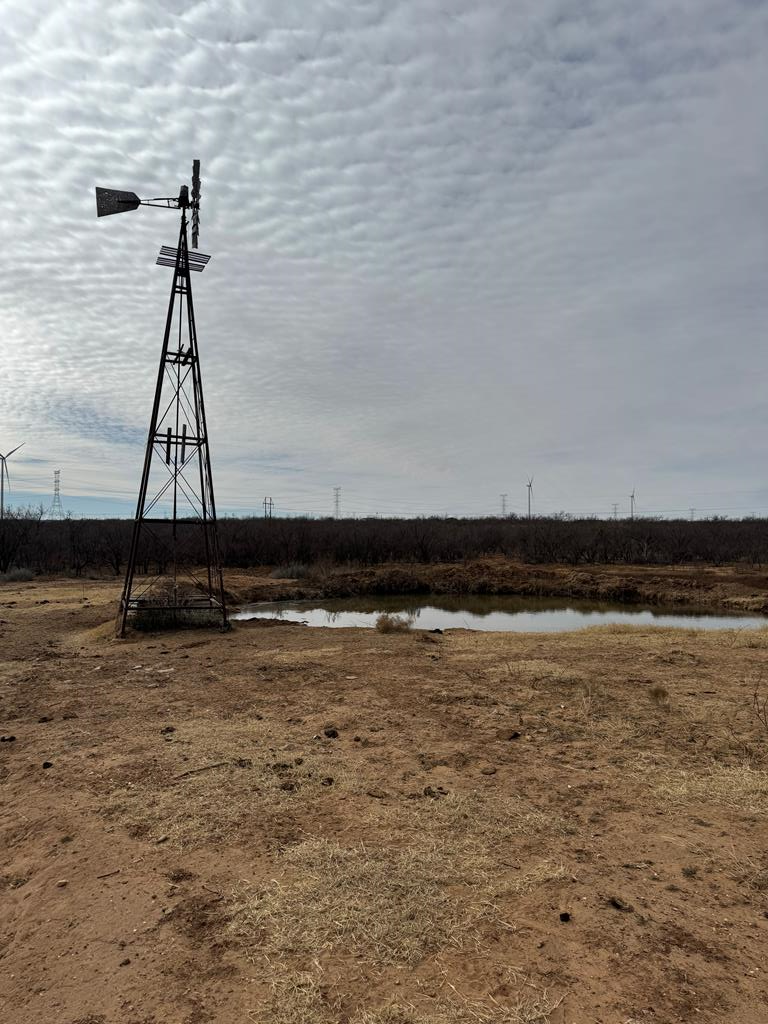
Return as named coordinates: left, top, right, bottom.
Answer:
left=95, top=161, right=227, bottom=636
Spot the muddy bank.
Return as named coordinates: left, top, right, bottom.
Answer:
left=232, top=558, right=768, bottom=613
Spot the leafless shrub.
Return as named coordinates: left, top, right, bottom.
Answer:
left=376, top=612, right=413, bottom=633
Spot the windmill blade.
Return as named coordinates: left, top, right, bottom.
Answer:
left=3, top=460, right=11, bottom=491
left=191, top=159, right=201, bottom=249
left=4, top=442, right=24, bottom=459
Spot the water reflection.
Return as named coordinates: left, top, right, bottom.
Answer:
left=233, top=595, right=767, bottom=633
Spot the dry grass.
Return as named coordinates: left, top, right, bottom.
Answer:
left=510, top=659, right=586, bottom=688
left=232, top=837, right=492, bottom=967
left=386, top=791, right=575, bottom=850
left=247, top=967, right=562, bottom=1024
left=728, top=851, right=768, bottom=893
left=376, top=612, right=414, bottom=633
left=103, top=717, right=357, bottom=849
left=654, top=763, right=768, bottom=814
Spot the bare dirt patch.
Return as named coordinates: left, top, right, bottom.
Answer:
left=1, top=574, right=768, bottom=1022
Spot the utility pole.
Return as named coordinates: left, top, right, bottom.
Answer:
left=527, top=477, right=533, bottom=520
left=612, top=503, right=618, bottom=520
left=263, top=496, right=273, bottom=519
left=500, top=493, right=507, bottom=517
left=333, top=486, right=341, bottom=519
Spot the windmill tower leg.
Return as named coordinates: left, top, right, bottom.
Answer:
left=117, top=211, right=227, bottom=636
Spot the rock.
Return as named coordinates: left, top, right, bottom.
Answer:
left=119, top=958, right=131, bottom=967
left=367, top=788, right=389, bottom=799
left=160, top=725, right=176, bottom=735
left=323, top=727, right=339, bottom=739
left=56, top=879, right=68, bottom=888
left=480, top=765, right=497, bottom=776
left=496, top=728, right=521, bottom=741
left=608, top=896, right=634, bottom=913
left=38, top=716, right=52, bottom=723
left=429, top=628, right=443, bottom=634
left=42, top=761, right=53, bottom=769
left=320, top=777, right=334, bottom=786
left=353, top=736, right=361, bottom=742
left=559, top=911, right=571, bottom=923
left=0, top=735, right=16, bottom=742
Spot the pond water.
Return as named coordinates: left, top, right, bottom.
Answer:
left=233, top=594, right=767, bottom=633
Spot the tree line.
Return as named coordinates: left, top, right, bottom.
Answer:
left=2, top=508, right=768, bottom=577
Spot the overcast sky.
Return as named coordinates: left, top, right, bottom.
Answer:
left=2, top=0, right=767, bottom=519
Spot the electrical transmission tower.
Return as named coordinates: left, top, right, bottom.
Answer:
left=96, top=161, right=227, bottom=636
left=334, top=486, right=341, bottom=518
left=612, top=503, right=618, bottom=520
left=263, top=496, right=274, bottom=518
left=500, top=493, right=507, bottom=517
left=49, top=470, right=64, bottom=520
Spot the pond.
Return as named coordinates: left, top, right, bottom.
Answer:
left=233, top=594, right=767, bottom=633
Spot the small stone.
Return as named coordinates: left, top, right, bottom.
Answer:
left=320, top=777, right=334, bottom=786
left=42, top=761, right=53, bottom=769
left=323, top=727, right=339, bottom=739
left=119, top=958, right=131, bottom=967
left=353, top=736, right=361, bottom=742
left=480, top=765, right=497, bottom=776
left=608, top=896, right=634, bottom=913
left=56, top=879, right=68, bottom=888
left=559, top=911, right=571, bottom=923
left=0, top=735, right=16, bottom=743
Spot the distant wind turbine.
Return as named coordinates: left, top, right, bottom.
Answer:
left=630, top=487, right=636, bottom=521
left=0, top=442, right=24, bottom=520
left=527, top=477, right=534, bottom=520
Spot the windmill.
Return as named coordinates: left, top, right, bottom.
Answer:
left=526, top=477, right=534, bottom=520
left=0, top=443, right=24, bottom=520
left=630, top=488, right=636, bottom=520
left=95, top=160, right=227, bottom=636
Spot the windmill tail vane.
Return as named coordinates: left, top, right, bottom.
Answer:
left=95, top=161, right=227, bottom=636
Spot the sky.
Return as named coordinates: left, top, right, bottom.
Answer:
left=1, top=0, right=767, bottom=520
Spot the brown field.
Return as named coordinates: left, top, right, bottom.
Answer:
left=2, top=568, right=768, bottom=1024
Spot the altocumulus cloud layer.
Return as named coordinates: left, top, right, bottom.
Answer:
left=1, top=0, right=767, bottom=517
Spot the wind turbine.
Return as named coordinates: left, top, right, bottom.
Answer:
left=630, top=488, right=636, bottom=521
left=0, top=443, right=24, bottom=521
left=527, top=477, right=534, bottom=520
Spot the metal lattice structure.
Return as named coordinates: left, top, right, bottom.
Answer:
left=49, top=470, right=64, bottom=520
left=95, top=162, right=227, bottom=636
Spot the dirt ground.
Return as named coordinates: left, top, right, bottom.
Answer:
left=2, top=573, right=768, bottom=1024
left=240, top=559, right=768, bottom=612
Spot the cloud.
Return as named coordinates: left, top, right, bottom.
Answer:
left=1, top=0, right=767, bottom=517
